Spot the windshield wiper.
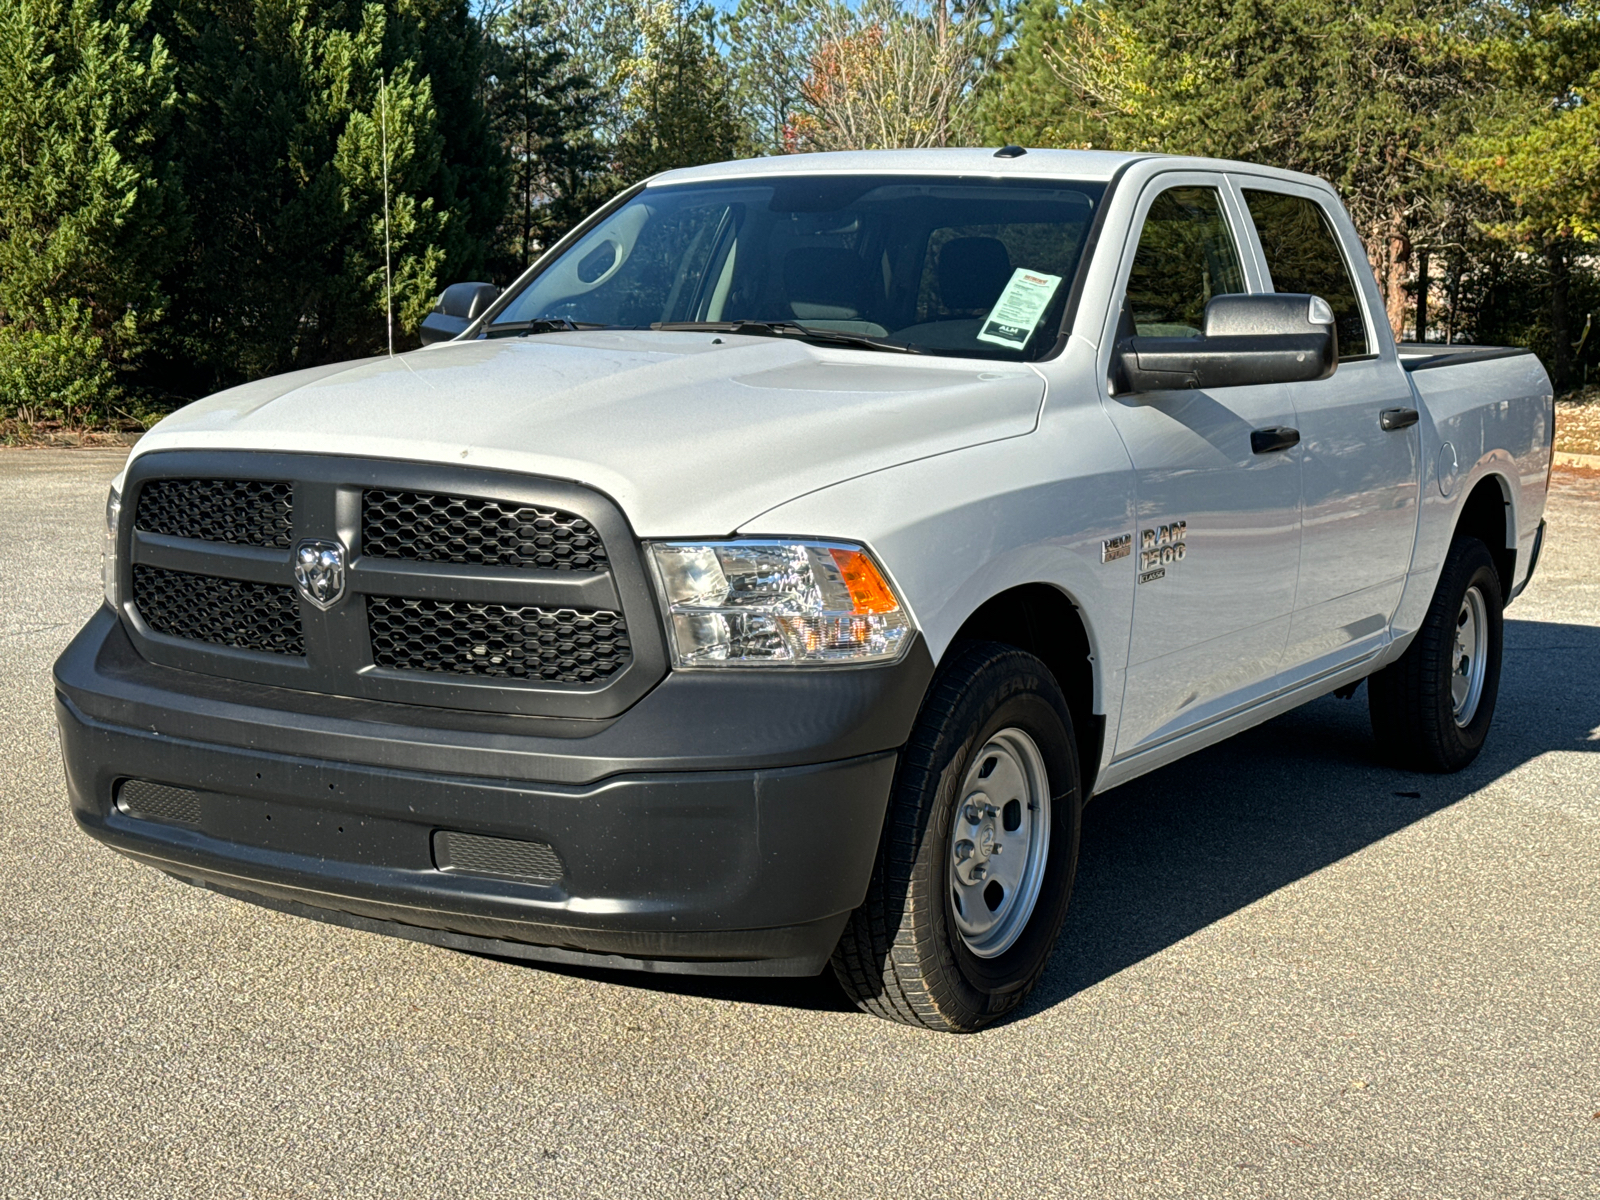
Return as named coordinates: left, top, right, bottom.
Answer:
left=485, top=317, right=614, bottom=337
left=652, top=320, right=923, bottom=354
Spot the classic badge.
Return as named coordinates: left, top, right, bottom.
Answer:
left=293, top=538, right=346, bottom=610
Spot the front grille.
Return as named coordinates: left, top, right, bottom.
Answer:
left=433, top=829, right=564, bottom=884
left=116, top=780, right=205, bottom=826
left=133, top=564, right=304, bottom=656
left=122, top=456, right=657, bottom=717
left=362, top=490, right=608, bottom=571
left=135, top=478, right=293, bottom=547
left=367, top=596, right=630, bottom=682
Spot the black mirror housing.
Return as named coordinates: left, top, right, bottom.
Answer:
left=419, top=282, right=501, bottom=345
left=1115, top=293, right=1337, bottom=394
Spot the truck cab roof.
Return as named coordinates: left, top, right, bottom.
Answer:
left=650, top=147, right=1148, bottom=186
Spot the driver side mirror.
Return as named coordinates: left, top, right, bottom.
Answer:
left=419, top=282, right=500, bottom=345
left=1115, top=293, right=1337, bottom=394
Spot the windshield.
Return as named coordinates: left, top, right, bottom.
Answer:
left=490, top=174, right=1106, bottom=361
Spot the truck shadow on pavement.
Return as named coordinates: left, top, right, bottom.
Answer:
left=1019, top=615, right=1600, bottom=1022
left=491, top=618, right=1600, bottom=1022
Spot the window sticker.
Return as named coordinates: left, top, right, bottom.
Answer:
left=975, top=268, right=1063, bottom=349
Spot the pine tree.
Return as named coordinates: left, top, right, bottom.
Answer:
left=980, top=0, right=1488, bottom=336
left=484, top=0, right=603, bottom=270
left=150, top=0, right=507, bottom=394
left=0, top=0, right=183, bottom=423
left=613, top=2, right=742, bottom=181
left=724, top=0, right=819, bottom=155
left=1456, top=1, right=1600, bottom=388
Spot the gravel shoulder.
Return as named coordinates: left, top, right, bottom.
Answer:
left=1557, top=385, right=1600, bottom=456
left=2, top=450, right=1597, bottom=1200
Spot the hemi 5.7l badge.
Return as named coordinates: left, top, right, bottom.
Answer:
left=1101, top=533, right=1132, bottom=563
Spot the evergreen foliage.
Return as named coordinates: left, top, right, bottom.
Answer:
left=724, top=0, right=818, bottom=156
left=3, top=0, right=1599, bottom=423
left=1456, top=1, right=1600, bottom=387
left=0, top=0, right=182, bottom=422
left=612, top=3, right=742, bottom=181
left=483, top=0, right=599, bottom=277
left=149, top=0, right=506, bottom=395
left=980, top=0, right=1488, bottom=336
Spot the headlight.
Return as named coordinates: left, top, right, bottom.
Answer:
left=648, top=540, right=911, bottom=666
left=102, top=482, right=121, bottom=608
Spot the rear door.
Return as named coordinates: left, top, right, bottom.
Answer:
left=1100, top=175, right=1303, bottom=758
left=1231, top=179, right=1422, bottom=677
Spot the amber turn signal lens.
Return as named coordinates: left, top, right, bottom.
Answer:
left=829, top=548, right=900, bottom=614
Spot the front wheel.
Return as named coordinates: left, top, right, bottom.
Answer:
left=1368, top=536, right=1504, bottom=772
left=831, top=642, right=1081, bottom=1032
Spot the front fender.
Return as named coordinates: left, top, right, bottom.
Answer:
left=740, top=401, right=1136, bottom=719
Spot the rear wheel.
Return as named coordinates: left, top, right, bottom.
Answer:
left=1368, top=536, right=1504, bottom=772
left=831, top=642, right=1081, bottom=1033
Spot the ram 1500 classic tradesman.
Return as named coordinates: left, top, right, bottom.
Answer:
left=56, top=149, right=1554, bottom=1031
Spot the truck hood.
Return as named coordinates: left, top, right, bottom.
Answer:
left=129, top=331, right=1045, bottom=536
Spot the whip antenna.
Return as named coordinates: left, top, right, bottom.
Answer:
left=381, top=73, right=394, bottom=357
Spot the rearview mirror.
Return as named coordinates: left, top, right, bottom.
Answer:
left=419, top=282, right=500, bottom=345
left=1114, top=293, right=1337, bottom=394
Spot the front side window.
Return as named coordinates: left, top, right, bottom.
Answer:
left=490, top=175, right=1105, bottom=361
left=1124, top=186, right=1247, bottom=338
left=1242, top=189, right=1370, bottom=358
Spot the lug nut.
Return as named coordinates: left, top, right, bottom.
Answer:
left=954, top=839, right=975, bottom=862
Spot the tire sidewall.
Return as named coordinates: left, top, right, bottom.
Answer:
left=917, top=653, right=1081, bottom=1020
left=1437, top=549, right=1504, bottom=757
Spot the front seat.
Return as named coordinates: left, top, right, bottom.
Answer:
left=783, top=247, right=876, bottom=324
left=938, top=237, right=1013, bottom=317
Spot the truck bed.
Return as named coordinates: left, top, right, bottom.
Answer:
left=1397, top=343, right=1536, bottom=373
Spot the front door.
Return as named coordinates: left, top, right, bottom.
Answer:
left=1235, top=181, right=1422, bottom=677
left=1100, top=178, right=1304, bottom=758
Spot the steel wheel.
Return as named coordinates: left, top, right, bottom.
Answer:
left=1452, top=585, right=1488, bottom=726
left=832, top=642, right=1082, bottom=1031
left=947, top=727, right=1052, bottom=959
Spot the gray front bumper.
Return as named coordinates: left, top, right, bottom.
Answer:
left=55, top=609, right=931, bottom=975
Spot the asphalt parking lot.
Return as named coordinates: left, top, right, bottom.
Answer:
left=2, top=449, right=1596, bottom=1199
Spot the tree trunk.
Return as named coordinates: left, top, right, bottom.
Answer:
left=1384, top=219, right=1410, bottom=341
left=1446, top=254, right=1462, bottom=345
left=1365, top=214, right=1410, bottom=341
left=1414, top=247, right=1428, bottom=344
left=1546, top=238, right=1572, bottom=392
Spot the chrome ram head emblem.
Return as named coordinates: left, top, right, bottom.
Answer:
left=293, top=539, right=346, bottom=610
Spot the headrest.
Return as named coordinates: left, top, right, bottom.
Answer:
left=939, top=237, right=1013, bottom=313
left=784, top=247, right=872, bottom=320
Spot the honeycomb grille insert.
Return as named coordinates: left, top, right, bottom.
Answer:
left=116, top=780, right=205, bottom=826
left=362, top=490, right=608, bottom=571
left=133, top=565, right=305, bottom=656
left=135, top=479, right=293, bottom=547
left=433, top=829, right=564, bottom=885
left=367, top=596, right=630, bottom=683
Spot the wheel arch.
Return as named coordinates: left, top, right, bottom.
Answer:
left=1452, top=471, right=1516, bottom=599
left=947, top=583, right=1104, bottom=795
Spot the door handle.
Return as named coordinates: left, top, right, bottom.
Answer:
left=1380, top=407, right=1419, bottom=431
left=1250, top=426, right=1301, bottom=455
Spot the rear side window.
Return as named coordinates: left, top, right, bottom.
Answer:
left=1242, top=189, right=1370, bottom=357
left=1124, top=186, right=1246, bottom=337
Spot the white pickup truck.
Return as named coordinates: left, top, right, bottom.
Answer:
left=57, top=149, right=1554, bottom=1032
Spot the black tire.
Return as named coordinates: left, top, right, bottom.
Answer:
left=831, top=641, right=1081, bottom=1033
left=1368, top=537, right=1504, bottom=772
